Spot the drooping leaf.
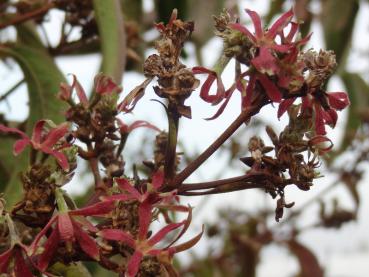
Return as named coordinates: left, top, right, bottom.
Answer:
left=16, top=22, right=45, bottom=49
left=121, top=0, right=143, bottom=21
left=265, top=0, right=284, bottom=25
left=189, top=0, right=225, bottom=47
left=0, top=25, right=66, bottom=207
left=0, top=136, right=17, bottom=188
left=288, top=239, right=324, bottom=277
left=93, top=0, right=126, bottom=83
left=294, top=0, right=313, bottom=38
left=0, top=51, right=66, bottom=124
left=341, top=170, right=362, bottom=208
left=83, top=262, right=117, bottom=277
left=340, top=72, right=369, bottom=152
left=321, top=0, right=359, bottom=65
left=49, top=262, right=92, bottom=277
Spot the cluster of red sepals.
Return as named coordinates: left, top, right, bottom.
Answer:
left=0, top=7, right=350, bottom=277
left=194, top=8, right=349, bottom=135
left=0, top=72, right=203, bottom=276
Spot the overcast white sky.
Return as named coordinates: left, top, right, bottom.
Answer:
left=1, top=0, right=369, bottom=276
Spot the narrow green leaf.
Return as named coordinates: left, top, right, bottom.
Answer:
left=340, top=72, right=369, bottom=151
left=265, top=0, right=284, bottom=25
left=321, top=0, right=359, bottom=66
left=84, top=261, right=118, bottom=277
left=93, top=0, right=126, bottom=83
left=50, top=262, right=92, bottom=277
left=0, top=137, right=13, bottom=187
left=16, top=22, right=45, bottom=49
left=121, top=0, right=143, bottom=21
left=288, top=239, right=324, bottom=277
left=189, top=0, right=225, bottom=47
left=156, top=0, right=188, bottom=22
left=0, top=26, right=67, bottom=207
left=294, top=0, right=313, bottom=38
left=0, top=46, right=66, bottom=125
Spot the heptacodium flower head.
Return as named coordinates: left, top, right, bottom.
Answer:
left=94, top=73, right=122, bottom=95
left=59, top=73, right=122, bottom=109
left=98, top=206, right=203, bottom=276
left=0, top=120, right=70, bottom=171
left=31, top=189, right=115, bottom=271
left=117, top=118, right=160, bottom=134
left=193, top=7, right=349, bottom=139
left=229, top=9, right=310, bottom=107
left=229, top=9, right=298, bottom=71
left=278, top=89, right=350, bottom=135
left=110, top=170, right=179, bottom=202
left=0, top=5, right=355, bottom=277
left=195, top=8, right=313, bottom=119
left=278, top=50, right=350, bottom=135
left=0, top=214, right=36, bottom=277
left=58, top=74, right=89, bottom=106
left=103, top=170, right=178, bottom=232
left=192, top=66, right=225, bottom=105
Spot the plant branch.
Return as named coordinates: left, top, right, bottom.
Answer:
left=178, top=174, right=254, bottom=192
left=89, top=158, right=103, bottom=188
left=164, top=103, right=180, bottom=181
left=0, top=79, right=24, bottom=102
left=0, top=3, right=54, bottom=30
left=179, top=181, right=261, bottom=196
left=170, top=103, right=263, bottom=188
left=86, top=144, right=104, bottom=190
left=213, top=53, right=231, bottom=75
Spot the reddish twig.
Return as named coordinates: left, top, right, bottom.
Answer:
left=178, top=174, right=255, bottom=193
left=0, top=3, right=55, bottom=30
left=170, top=103, right=264, bottom=188
left=179, top=181, right=261, bottom=196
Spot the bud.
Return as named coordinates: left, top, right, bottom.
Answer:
left=248, top=136, right=265, bottom=162
left=304, top=50, right=337, bottom=87
left=94, top=73, right=122, bottom=95
left=213, top=10, right=231, bottom=33
left=57, top=83, right=72, bottom=102
left=248, top=136, right=265, bottom=152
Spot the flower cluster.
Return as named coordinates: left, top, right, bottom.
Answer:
left=0, top=7, right=350, bottom=277
left=195, top=9, right=349, bottom=135
left=0, top=69, right=201, bottom=276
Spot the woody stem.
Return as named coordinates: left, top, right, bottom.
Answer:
left=0, top=3, right=55, bottom=29
left=179, top=181, right=261, bottom=196
left=87, top=143, right=104, bottom=190
left=178, top=174, right=254, bottom=192
left=55, top=188, right=69, bottom=212
left=164, top=103, right=180, bottom=182
left=170, top=103, right=263, bottom=188
left=213, top=53, right=231, bottom=75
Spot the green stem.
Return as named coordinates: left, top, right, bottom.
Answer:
left=29, top=149, right=37, bottom=165
left=213, top=54, right=231, bottom=76
left=92, top=0, right=126, bottom=82
left=55, top=188, right=69, bottom=213
left=5, top=214, right=20, bottom=247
